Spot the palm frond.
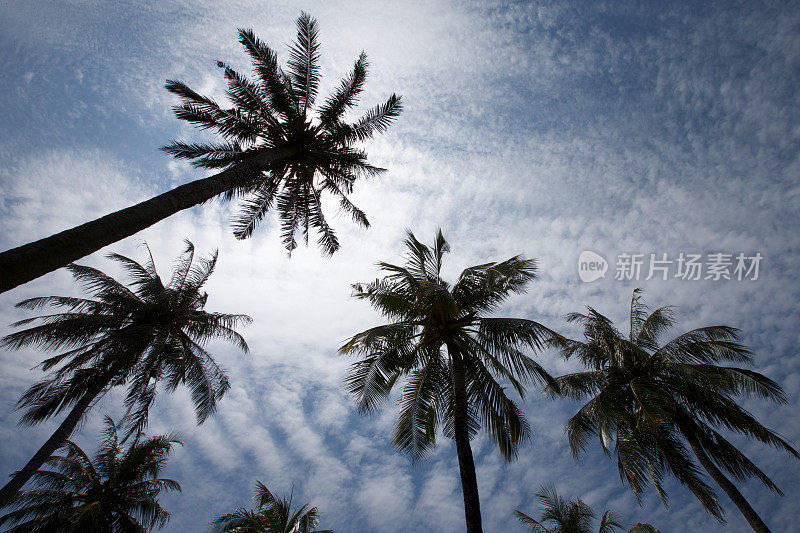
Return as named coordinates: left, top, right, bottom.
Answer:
left=237, top=28, right=296, bottom=117
left=476, top=318, right=561, bottom=382
left=654, top=326, right=751, bottom=365
left=598, top=510, right=624, bottom=532
left=549, top=370, right=606, bottom=400
left=464, top=353, right=530, bottom=461
left=231, top=176, right=282, bottom=239
left=65, top=263, right=140, bottom=303
left=514, top=509, right=550, bottom=532
left=393, top=354, right=445, bottom=460
left=276, top=185, right=301, bottom=254
left=217, top=61, right=277, bottom=123
left=287, top=12, right=321, bottom=115
left=339, top=93, right=403, bottom=142
left=452, top=256, right=537, bottom=314
left=343, top=340, right=415, bottom=413
left=308, top=185, right=340, bottom=256
left=160, top=140, right=244, bottom=169
left=318, top=52, right=367, bottom=126
left=165, top=79, right=261, bottom=141
left=696, top=426, right=785, bottom=493
left=321, top=178, right=370, bottom=227
left=636, top=304, right=674, bottom=352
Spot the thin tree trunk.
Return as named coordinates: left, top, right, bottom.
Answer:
left=685, top=432, right=771, bottom=533
left=447, top=341, right=483, bottom=533
left=0, top=147, right=296, bottom=294
left=0, top=367, right=117, bottom=508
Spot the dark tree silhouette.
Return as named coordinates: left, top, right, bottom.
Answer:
left=212, top=480, right=333, bottom=533
left=0, top=417, right=181, bottom=532
left=0, top=241, right=249, bottom=508
left=340, top=230, right=562, bottom=533
left=0, top=12, right=402, bottom=294
left=514, top=485, right=660, bottom=532
left=550, top=289, right=798, bottom=533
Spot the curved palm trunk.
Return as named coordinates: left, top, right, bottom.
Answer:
left=447, top=342, right=483, bottom=533
left=0, top=148, right=296, bottom=294
left=0, top=368, right=117, bottom=508
left=685, top=432, right=771, bottom=533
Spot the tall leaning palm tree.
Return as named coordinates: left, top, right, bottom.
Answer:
left=211, top=480, right=333, bottom=533
left=0, top=241, right=250, bottom=508
left=551, top=289, right=798, bottom=533
left=340, top=230, right=561, bottom=533
left=0, top=12, right=402, bottom=294
left=0, top=416, right=181, bottom=532
left=514, top=485, right=660, bottom=532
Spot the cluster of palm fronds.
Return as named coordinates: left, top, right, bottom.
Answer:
left=550, top=289, right=797, bottom=523
left=514, top=485, right=660, bottom=532
left=161, top=12, right=400, bottom=255
left=0, top=417, right=182, bottom=532
left=211, top=481, right=333, bottom=533
left=0, top=418, right=328, bottom=532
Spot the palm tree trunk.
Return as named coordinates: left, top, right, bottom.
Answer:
left=0, top=367, right=116, bottom=508
left=447, top=341, right=483, bottom=533
left=685, top=432, right=771, bottom=533
left=0, top=147, right=297, bottom=294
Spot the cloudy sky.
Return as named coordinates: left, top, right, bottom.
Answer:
left=1, top=0, right=799, bottom=531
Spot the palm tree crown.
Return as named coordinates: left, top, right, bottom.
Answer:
left=163, top=12, right=402, bottom=254
left=514, top=485, right=660, bottom=533
left=340, top=230, right=561, bottom=532
left=5, top=241, right=250, bottom=434
left=0, top=12, right=402, bottom=294
left=551, top=289, right=798, bottom=531
left=0, top=417, right=181, bottom=532
left=0, top=241, right=250, bottom=507
left=211, top=480, right=333, bottom=533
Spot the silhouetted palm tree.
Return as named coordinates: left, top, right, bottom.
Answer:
left=514, top=485, right=660, bottom=532
left=340, top=230, right=561, bottom=533
left=0, top=416, right=181, bottom=532
left=551, top=289, right=798, bottom=532
left=0, top=12, right=402, bottom=294
left=0, top=241, right=250, bottom=507
left=211, top=480, right=333, bottom=532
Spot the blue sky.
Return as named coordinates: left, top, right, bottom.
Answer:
left=1, top=1, right=799, bottom=531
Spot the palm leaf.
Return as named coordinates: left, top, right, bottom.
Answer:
left=319, top=52, right=367, bottom=126
left=287, top=12, right=321, bottom=115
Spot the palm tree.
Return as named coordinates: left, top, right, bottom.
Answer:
left=0, top=12, right=402, bottom=294
left=0, top=241, right=250, bottom=508
left=0, top=416, right=181, bottom=532
left=514, top=485, right=660, bottom=532
left=551, top=289, right=798, bottom=532
left=211, top=480, right=333, bottom=533
left=339, top=230, right=561, bottom=533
